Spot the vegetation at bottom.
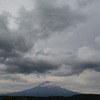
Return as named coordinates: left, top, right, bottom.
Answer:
left=1, top=94, right=100, bottom=100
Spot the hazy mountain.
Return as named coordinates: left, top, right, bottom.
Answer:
left=4, top=81, right=78, bottom=97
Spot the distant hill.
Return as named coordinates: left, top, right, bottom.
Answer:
left=3, top=81, right=78, bottom=97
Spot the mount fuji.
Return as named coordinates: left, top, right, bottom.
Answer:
left=4, top=81, right=79, bottom=97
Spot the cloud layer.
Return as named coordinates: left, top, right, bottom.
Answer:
left=0, top=0, right=100, bottom=78
left=0, top=0, right=85, bottom=75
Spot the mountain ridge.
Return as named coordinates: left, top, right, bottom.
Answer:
left=3, top=81, right=79, bottom=97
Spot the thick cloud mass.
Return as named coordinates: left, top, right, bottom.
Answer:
left=17, top=0, right=84, bottom=39
left=5, top=57, right=58, bottom=74
left=0, top=0, right=100, bottom=77
left=0, top=0, right=85, bottom=75
left=34, top=48, right=100, bottom=76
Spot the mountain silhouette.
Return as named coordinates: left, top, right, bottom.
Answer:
left=4, top=81, right=78, bottom=96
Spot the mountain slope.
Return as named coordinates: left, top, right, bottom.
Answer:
left=4, top=81, right=78, bottom=96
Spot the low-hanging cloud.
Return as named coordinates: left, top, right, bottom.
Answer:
left=36, top=47, right=100, bottom=76
left=0, top=74, right=27, bottom=82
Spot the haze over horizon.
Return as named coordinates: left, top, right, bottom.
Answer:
left=0, top=0, right=100, bottom=94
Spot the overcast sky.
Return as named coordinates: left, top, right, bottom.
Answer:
left=0, top=0, right=100, bottom=94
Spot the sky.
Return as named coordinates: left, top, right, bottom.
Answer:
left=0, top=0, right=100, bottom=94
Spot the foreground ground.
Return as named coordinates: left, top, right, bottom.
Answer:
left=1, top=94, right=100, bottom=100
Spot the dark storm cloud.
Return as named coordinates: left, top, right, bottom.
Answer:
left=17, top=0, right=85, bottom=39
left=0, top=32, right=33, bottom=53
left=1, top=0, right=99, bottom=76
left=0, top=0, right=86, bottom=75
left=4, top=57, right=58, bottom=74
left=35, top=0, right=84, bottom=32
left=0, top=0, right=85, bottom=55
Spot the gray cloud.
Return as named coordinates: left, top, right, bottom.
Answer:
left=0, top=0, right=100, bottom=77
left=0, top=74, right=27, bottom=82
left=17, top=0, right=85, bottom=39
left=77, top=0, right=99, bottom=7
left=4, top=57, right=58, bottom=74
left=0, top=0, right=86, bottom=75
left=34, top=48, right=100, bottom=76
left=51, top=60, right=100, bottom=76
